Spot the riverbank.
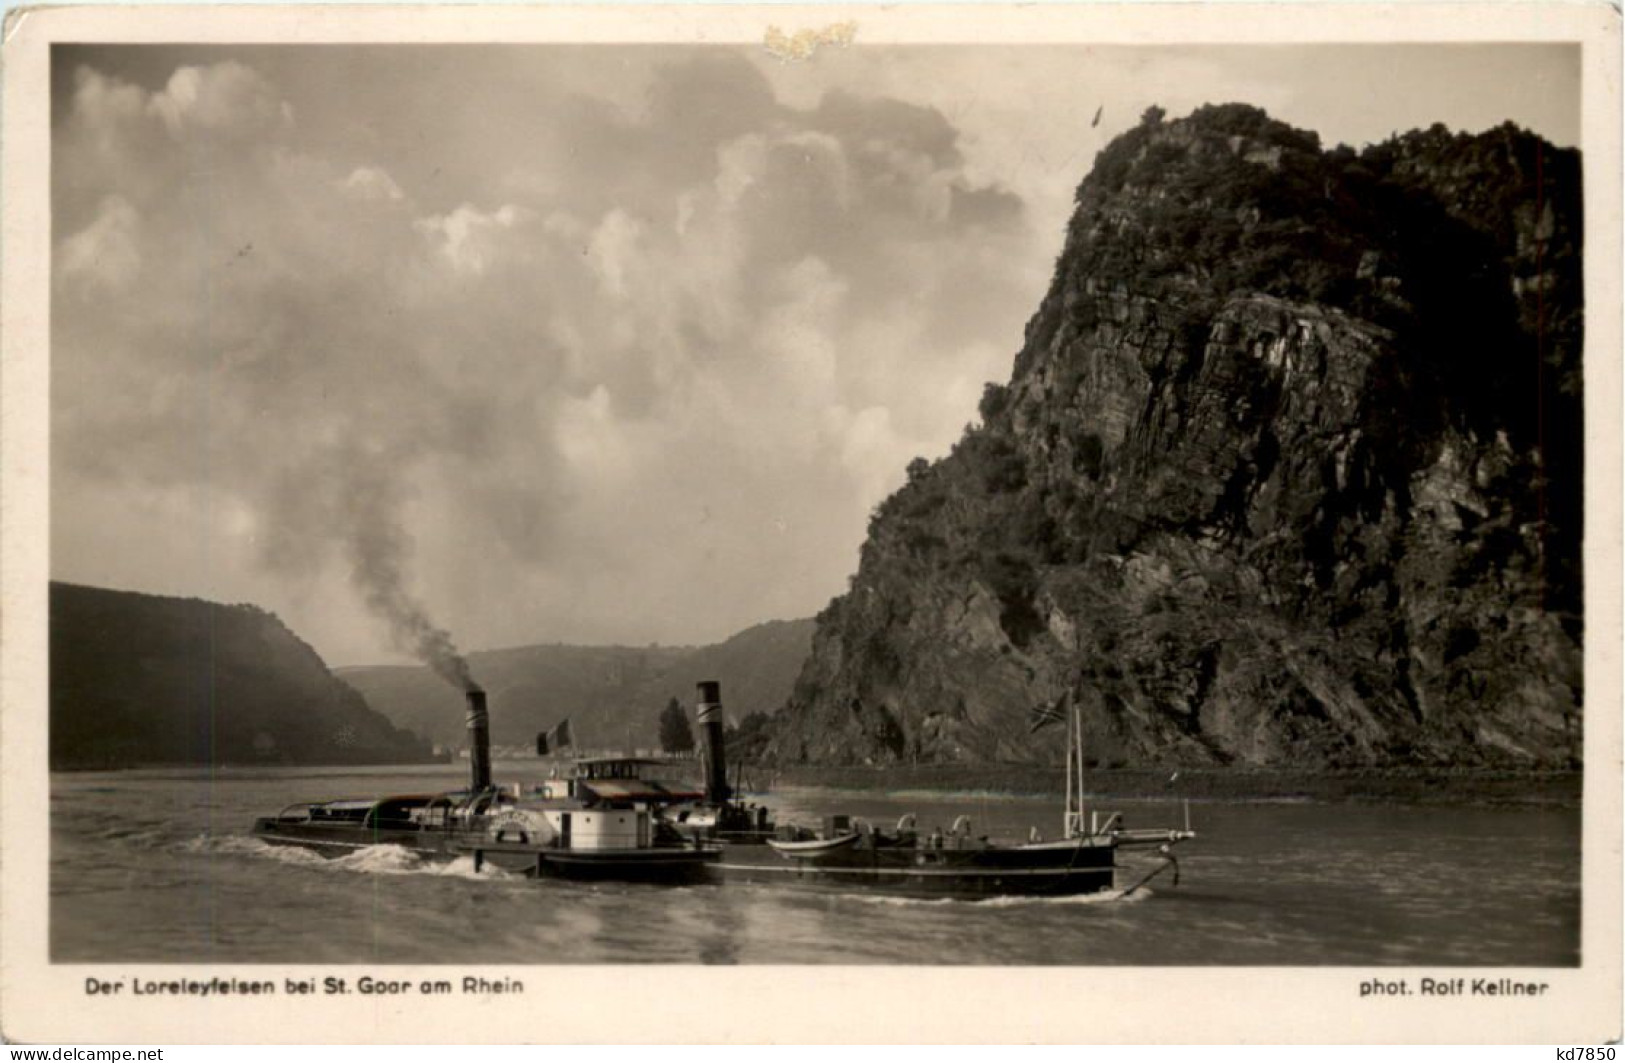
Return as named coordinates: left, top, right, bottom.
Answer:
left=767, top=764, right=1582, bottom=807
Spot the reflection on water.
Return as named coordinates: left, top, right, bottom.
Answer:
left=51, top=763, right=1580, bottom=965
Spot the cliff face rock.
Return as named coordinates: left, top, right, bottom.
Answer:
left=770, top=105, right=1582, bottom=769
left=51, top=582, right=436, bottom=768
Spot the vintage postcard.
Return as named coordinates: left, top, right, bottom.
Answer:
left=1, top=1, right=1619, bottom=1045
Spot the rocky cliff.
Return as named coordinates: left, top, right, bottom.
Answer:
left=51, top=582, right=435, bottom=768
left=769, top=105, right=1582, bottom=769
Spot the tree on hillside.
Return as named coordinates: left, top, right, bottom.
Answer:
left=658, top=697, right=694, bottom=754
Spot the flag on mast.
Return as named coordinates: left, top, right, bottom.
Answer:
left=535, top=719, right=574, bottom=756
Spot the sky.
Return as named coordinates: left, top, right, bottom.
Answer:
left=50, top=43, right=1580, bottom=668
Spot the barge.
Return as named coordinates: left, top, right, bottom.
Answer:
left=660, top=682, right=1196, bottom=899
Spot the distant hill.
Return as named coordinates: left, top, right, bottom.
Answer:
left=340, top=618, right=816, bottom=751
left=50, top=582, right=436, bottom=769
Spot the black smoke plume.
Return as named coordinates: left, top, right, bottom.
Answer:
left=341, top=457, right=479, bottom=692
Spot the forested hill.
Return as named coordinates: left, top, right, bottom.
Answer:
left=339, top=618, right=815, bottom=751
left=50, top=581, right=435, bottom=769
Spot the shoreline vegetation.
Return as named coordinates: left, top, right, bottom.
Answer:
left=767, top=765, right=1582, bottom=808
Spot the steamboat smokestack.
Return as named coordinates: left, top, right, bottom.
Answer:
left=465, top=688, right=492, bottom=792
left=696, top=680, right=729, bottom=804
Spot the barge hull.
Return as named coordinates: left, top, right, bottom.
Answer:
left=710, top=840, right=1117, bottom=898
left=251, top=818, right=467, bottom=857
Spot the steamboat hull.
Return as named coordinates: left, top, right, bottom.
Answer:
left=710, top=838, right=1117, bottom=898
left=250, top=817, right=470, bottom=857
left=253, top=818, right=721, bottom=883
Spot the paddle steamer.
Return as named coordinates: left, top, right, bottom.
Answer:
left=251, top=689, right=719, bottom=883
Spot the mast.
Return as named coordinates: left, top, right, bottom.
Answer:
left=1074, top=698, right=1085, bottom=836
left=1064, top=699, right=1074, bottom=837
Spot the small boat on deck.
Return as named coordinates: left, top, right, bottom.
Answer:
left=251, top=689, right=718, bottom=883
left=764, top=831, right=862, bottom=856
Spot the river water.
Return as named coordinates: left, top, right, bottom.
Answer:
left=50, top=763, right=1579, bottom=965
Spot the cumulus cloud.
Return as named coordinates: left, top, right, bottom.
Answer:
left=585, top=209, right=643, bottom=299
left=50, top=47, right=1039, bottom=661
left=415, top=202, right=530, bottom=276
left=58, top=195, right=141, bottom=293
left=147, top=61, right=291, bottom=138
left=342, top=167, right=406, bottom=203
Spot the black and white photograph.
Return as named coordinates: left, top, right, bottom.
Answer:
left=2, top=1, right=1618, bottom=1045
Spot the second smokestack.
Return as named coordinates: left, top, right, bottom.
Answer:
left=696, top=680, right=729, bottom=804
left=466, top=688, right=492, bottom=792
